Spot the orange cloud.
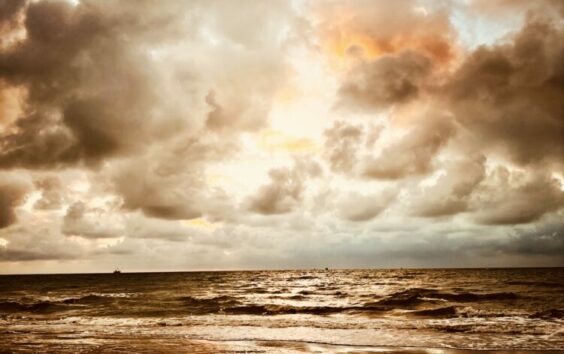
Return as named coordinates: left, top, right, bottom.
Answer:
left=326, top=30, right=452, bottom=63
left=317, top=2, right=456, bottom=69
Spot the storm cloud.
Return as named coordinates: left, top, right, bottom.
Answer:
left=0, top=173, right=30, bottom=228
left=0, top=0, right=563, bottom=271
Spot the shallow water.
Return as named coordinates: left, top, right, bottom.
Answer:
left=1, top=268, right=563, bottom=352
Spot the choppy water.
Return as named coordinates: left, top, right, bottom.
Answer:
left=1, top=268, right=563, bottom=353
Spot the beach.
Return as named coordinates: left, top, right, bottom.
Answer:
left=1, top=269, right=563, bottom=353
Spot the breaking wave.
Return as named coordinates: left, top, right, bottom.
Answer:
left=365, top=288, right=519, bottom=308
left=0, top=294, right=123, bottom=314
left=0, top=300, right=69, bottom=313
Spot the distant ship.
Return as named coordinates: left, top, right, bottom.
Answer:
left=113, top=269, right=121, bottom=274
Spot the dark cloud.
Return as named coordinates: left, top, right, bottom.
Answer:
left=248, top=158, right=321, bottom=215
left=0, top=249, right=76, bottom=261
left=0, top=0, right=297, bottom=227
left=328, top=0, right=564, bottom=226
left=322, top=114, right=455, bottom=182
left=0, top=112, right=77, bottom=168
left=410, top=155, right=486, bottom=217
left=323, top=121, right=364, bottom=173
left=501, top=223, right=564, bottom=257
left=472, top=169, right=564, bottom=225
left=339, top=51, right=432, bottom=111
left=0, top=0, right=26, bottom=32
left=0, top=173, right=30, bottom=228
left=0, top=0, right=563, bottom=270
left=0, top=0, right=290, bottom=170
left=111, top=135, right=237, bottom=220
left=445, top=17, right=564, bottom=167
left=334, top=1, right=563, bottom=173
left=311, top=222, right=564, bottom=267
left=0, top=0, right=178, bottom=168
left=361, top=113, right=455, bottom=180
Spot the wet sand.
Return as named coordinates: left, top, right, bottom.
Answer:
left=244, top=340, right=564, bottom=354
left=1, top=335, right=562, bottom=354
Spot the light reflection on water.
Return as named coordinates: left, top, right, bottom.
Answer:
left=0, top=268, right=563, bottom=352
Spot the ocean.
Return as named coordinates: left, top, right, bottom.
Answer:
left=0, top=268, right=563, bottom=353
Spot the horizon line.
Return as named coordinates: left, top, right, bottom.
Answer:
left=1, top=266, right=563, bottom=276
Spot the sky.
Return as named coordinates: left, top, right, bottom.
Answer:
left=0, top=0, right=563, bottom=273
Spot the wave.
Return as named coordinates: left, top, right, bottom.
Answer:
left=288, top=276, right=318, bottom=281
left=435, top=291, right=519, bottom=302
left=362, top=288, right=519, bottom=311
left=530, top=308, right=564, bottom=319
left=363, top=288, right=436, bottom=309
left=0, top=300, right=28, bottom=312
left=61, top=294, right=111, bottom=304
left=506, top=281, right=564, bottom=287
left=0, top=300, right=68, bottom=313
left=0, top=287, right=522, bottom=318
left=176, top=295, right=241, bottom=314
left=223, top=304, right=354, bottom=315
left=297, top=290, right=316, bottom=295
left=244, top=287, right=269, bottom=294
left=287, top=295, right=307, bottom=300
left=407, top=306, right=458, bottom=317
left=178, top=295, right=239, bottom=305
left=0, top=293, right=124, bottom=314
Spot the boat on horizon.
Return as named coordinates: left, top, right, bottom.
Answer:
left=113, top=269, right=121, bottom=274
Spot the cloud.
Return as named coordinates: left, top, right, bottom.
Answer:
left=360, top=112, right=455, bottom=180
left=325, top=0, right=564, bottom=223
left=247, top=158, right=321, bottom=215
left=123, top=213, right=192, bottom=242
left=318, top=0, right=455, bottom=63
left=0, top=172, right=30, bottom=228
left=62, top=201, right=125, bottom=239
left=501, top=223, right=564, bottom=257
left=0, top=0, right=563, bottom=270
left=0, top=0, right=25, bottom=34
left=331, top=0, right=563, bottom=173
left=470, top=0, right=564, bottom=18
left=336, top=190, right=396, bottom=221
left=444, top=16, right=564, bottom=167
left=0, top=220, right=85, bottom=262
left=33, top=174, right=65, bottom=210
left=323, top=121, right=364, bottom=173
left=339, top=51, right=433, bottom=111
left=110, top=135, right=236, bottom=220
left=410, top=155, right=486, bottom=217
left=0, top=0, right=182, bottom=167
left=0, top=0, right=296, bottom=169
left=472, top=168, right=564, bottom=225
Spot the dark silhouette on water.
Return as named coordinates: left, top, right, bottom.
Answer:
left=113, top=268, right=121, bottom=274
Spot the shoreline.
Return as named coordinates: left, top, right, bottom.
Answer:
left=2, top=338, right=562, bottom=354
left=206, top=340, right=564, bottom=353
